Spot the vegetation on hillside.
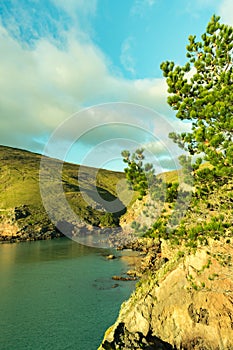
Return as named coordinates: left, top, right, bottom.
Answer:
left=122, top=15, right=233, bottom=247
left=100, top=15, right=233, bottom=350
left=121, top=147, right=186, bottom=237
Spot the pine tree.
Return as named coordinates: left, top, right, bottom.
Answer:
left=121, top=149, right=154, bottom=200
left=160, top=15, right=233, bottom=186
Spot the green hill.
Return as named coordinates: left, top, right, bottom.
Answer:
left=0, top=145, right=188, bottom=243
left=0, top=145, right=130, bottom=242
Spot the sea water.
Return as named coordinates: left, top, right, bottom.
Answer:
left=0, top=238, right=135, bottom=350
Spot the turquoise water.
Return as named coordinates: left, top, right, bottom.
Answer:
left=0, top=238, right=135, bottom=350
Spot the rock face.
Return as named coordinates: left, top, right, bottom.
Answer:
left=0, top=206, right=63, bottom=242
left=120, top=196, right=159, bottom=234
left=99, top=239, right=233, bottom=350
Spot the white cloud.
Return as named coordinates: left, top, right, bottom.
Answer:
left=52, top=0, right=97, bottom=17
left=50, top=0, right=98, bottom=39
left=0, top=23, right=171, bottom=153
left=130, top=0, right=156, bottom=17
left=120, top=37, right=136, bottom=75
left=181, top=0, right=219, bottom=19
left=219, top=0, right=233, bottom=26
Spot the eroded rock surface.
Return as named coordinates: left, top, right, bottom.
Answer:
left=99, top=239, right=233, bottom=350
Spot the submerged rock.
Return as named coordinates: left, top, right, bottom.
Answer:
left=106, top=254, right=116, bottom=260
left=112, top=275, right=137, bottom=281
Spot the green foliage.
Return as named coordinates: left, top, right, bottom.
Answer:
left=99, top=212, right=118, bottom=227
left=177, top=250, right=185, bottom=258
left=130, top=221, right=148, bottom=236
left=144, top=216, right=169, bottom=239
left=122, top=149, right=180, bottom=205
left=171, top=214, right=231, bottom=247
left=161, top=15, right=233, bottom=186
left=131, top=221, right=141, bottom=230
left=166, top=182, right=179, bottom=202
left=121, top=148, right=154, bottom=199
left=121, top=149, right=191, bottom=238
left=150, top=178, right=166, bottom=201
left=208, top=273, right=219, bottom=281
left=212, top=252, right=232, bottom=266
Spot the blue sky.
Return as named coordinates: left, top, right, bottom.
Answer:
left=0, top=0, right=232, bottom=171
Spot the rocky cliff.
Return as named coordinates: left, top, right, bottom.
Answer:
left=99, top=238, right=233, bottom=350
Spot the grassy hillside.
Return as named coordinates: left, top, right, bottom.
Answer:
left=157, top=168, right=180, bottom=183
left=0, top=145, right=127, bottom=207
left=0, top=145, right=131, bottom=241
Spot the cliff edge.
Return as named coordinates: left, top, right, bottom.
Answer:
left=99, top=238, right=233, bottom=350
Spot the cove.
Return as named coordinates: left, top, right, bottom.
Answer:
left=0, top=238, right=135, bottom=350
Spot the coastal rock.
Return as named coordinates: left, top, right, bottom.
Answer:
left=14, top=205, right=30, bottom=220
left=106, top=254, right=116, bottom=260
left=112, top=275, right=137, bottom=281
left=0, top=207, right=65, bottom=243
left=126, top=270, right=137, bottom=277
left=99, top=239, right=233, bottom=350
